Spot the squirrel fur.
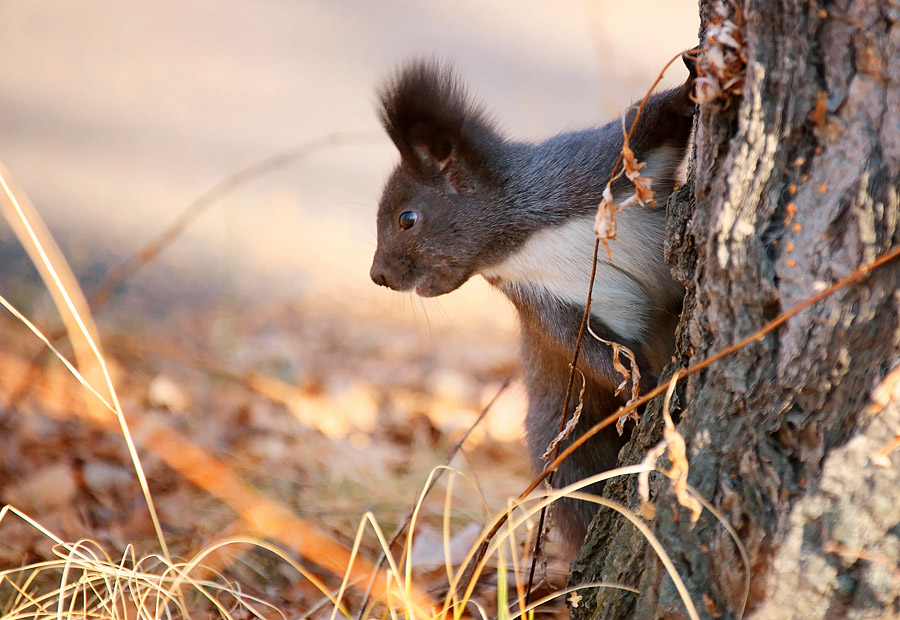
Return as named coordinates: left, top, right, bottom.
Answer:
left=370, top=59, right=694, bottom=548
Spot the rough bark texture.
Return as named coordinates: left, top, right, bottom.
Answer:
left=569, top=1, right=900, bottom=618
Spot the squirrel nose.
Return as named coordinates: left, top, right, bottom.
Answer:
left=370, top=266, right=388, bottom=288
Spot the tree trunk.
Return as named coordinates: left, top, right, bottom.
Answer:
left=569, top=1, right=900, bottom=618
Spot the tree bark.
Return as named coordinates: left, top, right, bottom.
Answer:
left=569, top=1, right=900, bottom=618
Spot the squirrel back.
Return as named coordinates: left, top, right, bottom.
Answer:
left=370, top=59, right=694, bottom=548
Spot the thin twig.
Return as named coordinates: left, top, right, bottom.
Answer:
left=523, top=240, right=601, bottom=602
left=520, top=50, right=687, bottom=606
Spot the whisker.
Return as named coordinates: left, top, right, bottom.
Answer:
left=407, top=292, right=421, bottom=335
left=429, top=297, right=457, bottom=333
left=416, top=295, right=433, bottom=339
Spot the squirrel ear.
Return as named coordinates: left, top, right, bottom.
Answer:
left=669, top=47, right=701, bottom=117
left=407, top=122, right=454, bottom=176
left=405, top=123, right=474, bottom=194
left=682, top=46, right=700, bottom=81
left=378, top=60, right=497, bottom=193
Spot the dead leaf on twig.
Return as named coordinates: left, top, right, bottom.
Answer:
left=693, top=0, right=746, bottom=105
left=639, top=372, right=702, bottom=526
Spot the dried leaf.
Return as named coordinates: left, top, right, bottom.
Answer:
left=693, top=76, right=722, bottom=104
left=638, top=373, right=702, bottom=526
left=622, top=143, right=656, bottom=206
left=541, top=368, right=586, bottom=460
left=5, top=462, right=78, bottom=513
left=586, top=325, right=642, bottom=434
left=632, top=174, right=656, bottom=206
left=147, top=373, right=192, bottom=413
left=621, top=143, right=644, bottom=180
left=661, top=416, right=701, bottom=526
left=638, top=442, right=667, bottom=520
left=568, top=591, right=583, bottom=608
left=693, top=0, right=746, bottom=105
left=594, top=183, right=617, bottom=241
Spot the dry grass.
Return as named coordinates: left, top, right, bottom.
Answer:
left=0, top=165, right=566, bottom=618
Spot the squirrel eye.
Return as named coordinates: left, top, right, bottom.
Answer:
left=398, top=211, right=419, bottom=230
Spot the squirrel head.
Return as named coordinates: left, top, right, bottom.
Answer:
left=370, top=60, right=511, bottom=297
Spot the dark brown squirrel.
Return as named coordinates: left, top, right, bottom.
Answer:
left=369, top=57, right=695, bottom=548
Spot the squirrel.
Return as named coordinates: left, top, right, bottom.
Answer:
left=369, top=58, right=695, bottom=548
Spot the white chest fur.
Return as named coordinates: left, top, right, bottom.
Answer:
left=479, top=208, right=680, bottom=343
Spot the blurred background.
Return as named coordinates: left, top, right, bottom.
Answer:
left=0, top=0, right=698, bottom=611
left=1, top=0, right=698, bottom=325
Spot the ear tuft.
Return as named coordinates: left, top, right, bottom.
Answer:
left=377, top=59, right=498, bottom=181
